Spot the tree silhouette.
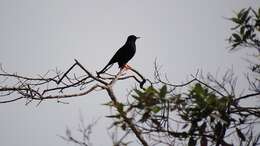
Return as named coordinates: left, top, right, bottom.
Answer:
left=1, top=7, right=260, bottom=146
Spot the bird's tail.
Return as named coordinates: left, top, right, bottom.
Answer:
left=97, top=63, right=113, bottom=75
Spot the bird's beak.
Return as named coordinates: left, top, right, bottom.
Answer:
left=137, top=37, right=141, bottom=39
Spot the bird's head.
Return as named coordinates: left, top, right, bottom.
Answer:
left=127, top=35, right=141, bottom=42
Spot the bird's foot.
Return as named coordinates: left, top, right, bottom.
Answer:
left=123, top=64, right=132, bottom=70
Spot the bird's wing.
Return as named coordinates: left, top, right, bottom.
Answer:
left=97, top=46, right=125, bottom=74
left=108, top=46, right=125, bottom=64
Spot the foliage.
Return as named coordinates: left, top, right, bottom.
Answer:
left=103, top=7, right=260, bottom=146
left=228, top=7, right=260, bottom=79
left=228, top=7, right=260, bottom=51
left=106, top=73, right=260, bottom=145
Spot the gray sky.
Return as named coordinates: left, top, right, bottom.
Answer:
left=0, top=0, right=259, bottom=146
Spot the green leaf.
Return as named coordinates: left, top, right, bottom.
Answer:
left=134, top=89, right=144, bottom=97
left=230, top=17, right=242, bottom=24
left=244, top=29, right=251, bottom=39
left=240, top=26, right=245, bottom=35
left=116, top=102, right=124, bottom=112
left=193, top=83, right=203, bottom=94
left=206, top=95, right=217, bottom=106
left=159, top=85, right=167, bottom=98
left=151, top=106, right=161, bottom=113
left=231, top=42, right=240, bottom=49
left=146, top=86, right=158, bottom=94
left=232, top=33, right=241, bottom=42
left=102, top=101, right=114, bottom=107
left=112, top=121, right=122, bottom=126
left=241, top=8, right=250, bottom=22
left=132, top=95, right=140, bottom=100
left=245, top=15, right=251, bottom=24
left=106, top=114, right=121, bottom=119
left=231, top=24, right=241, bottom=30
left=135, top=103, right=145, bottom=109
left=237, top=8, right=246, bottom=18
left=217, top=96, right=229, bottom=110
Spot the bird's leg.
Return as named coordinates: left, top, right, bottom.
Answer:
left=123, top=64, right=132, bottom=70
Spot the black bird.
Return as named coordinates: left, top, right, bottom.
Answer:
left=97, top=35, right=140, bottom=75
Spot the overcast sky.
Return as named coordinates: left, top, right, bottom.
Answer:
left=0, top=0, right=259, bottom=146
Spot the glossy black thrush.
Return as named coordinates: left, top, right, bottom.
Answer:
left=97, top=35, right=140, bottom=75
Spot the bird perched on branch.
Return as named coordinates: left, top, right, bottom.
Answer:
left=97, top=35, right=140, bottom=75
